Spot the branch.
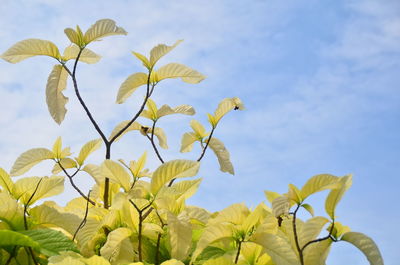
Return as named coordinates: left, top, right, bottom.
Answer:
left=301, top=219, right=336, bottom=252
left=146, top=120, right=165, bottom=164
left=57, top=161, right=95, bottom=205
left=292, top=204, right=304, bottom=265
left=73, top=190, right=91, bottom=241
left=234, top=240, right=242, bottom=264
left=197, top=127, right=216, bottom=162
left=24, top=178, right=43, bottom=230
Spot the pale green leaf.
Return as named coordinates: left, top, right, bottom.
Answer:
left=0, top=167, right=13, bottom=193
left=303, top=239, right=332, bottom=265
left=180, top=132, right=198, bottom=153
left=151, top=159, right=200, bottom=194
left=62, top=45, right=101, bottom=64
left=169, top=178, right=202, bottom=201
left=52, top=158, right=77, bottom=174
left=100, top=227, right=132, bottom=262
left=300, top=174, right=340, bottom=199
left=76, top=139, right=102, bottom=165
left=83, top=19, right=127, bottom=44
left=325, top=175, right=352, bottom=218
left=161, top=259, right=185, bottom=265
left=109, top=120, right=141, bottom=141
left=153, top=127, right=168, bottom=149
left=46, top=64, right=69, bottom=124
left=10, top=148, right=54, bottom=176
left=272, top=196, right=290, bottom=218
left=209, top=203, right=249, bottom=225
left=168, top=213, right=192, bottom=260
left=341, top=232, right=383, bottom=265
left=203, top=256, right=234, bottom=265
left=242, top=203, right=269, bottom=234
left=52, top=137, right=63, bottom=159
left=116, top=72, right=148, bottom=103
left=264, top=191, right=281, bottom=204
left=132, top=51, right=151, bottom=69
left=101, top=160, right=131, bottom=192
left=213, top=97, right=244, bottom=125
left=287, top=184, right=302, bottom=204
left=301, top=203, right=314, bottom=217
left=85, top=255, right=112, bottom=265
left=149, top=40, right=183, bottom=67
left=299, top=216, right=329, bottom=248
left=252, top=233, right=301, bottom=265
left=154, top=63, right=205, bottom=84
left=0, top=193, right=24, bottom=230
left=0, top=230, right=39, bottom=249
left=64, top=25, right=85, bottom=47
left=207, top=137, right=234, bottom=175
left=191, top=119, right=208, bottom=138
left=130, top=152, right=148, bottom=177
left=1, top=38, right=61, bottom=63
left=13, top=176, right=64, bottom=205
left=158, top=104, right=195, bottom=118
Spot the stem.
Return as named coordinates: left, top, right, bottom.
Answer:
left=197, top=127, right=215, bottom=162
left=58, top=162, right=95, bottom=205
left=155, top=233, right=162, bottom=265
left=292, top=204, right=304, bottom=265
left=129, top=200, right=152, bottom=261
left=5, top=247, right=16, bottom=265
left=146, top=120, right=165, bottom=164
left=27, top=247, right=38, bottom=265
left=24, top=179, right=43, bottom=230
left=73, top=190, right=91, bottom=241
left=234, top=240, right=242, bottom=264
left=301, top=219, right=336, bottom=252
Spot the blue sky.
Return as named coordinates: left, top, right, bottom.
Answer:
left=0, top=0, right=399, bottom=264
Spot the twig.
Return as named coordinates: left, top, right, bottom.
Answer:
left=197, top=127, right=215, bottom=162
left=24, top=179, right=43, bottom=230
left=73, top=190, right=92, bottom=241
left=145, top=120, right=165, bottom=164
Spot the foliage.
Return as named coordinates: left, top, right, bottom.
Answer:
left=0, top=19, right=383, bottom=265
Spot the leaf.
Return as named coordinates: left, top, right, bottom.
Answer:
left=303, top=239, right=332, bottom=265
left=10, top=148, right=54, bottom=176
left=207, top=137, right=234, bottom=175
left=301, top=203, right=314, bottom=217
left=191, top=119, right=208, bottom=138
left=62, top=45, right=101, bottom=64
left=140, top=98, right=158, bottom=120
left=109, top=121, right=141, bottom=141
left=341, top=232, right=384, bottom=265
left=116, top=72, right=148, bottom=103
left=158, top=104, right=195, bottom=118
left=0, top=230, right=39, bottom=249
left=132, top=51, right=151, bottom=69
left=202, top=256, right=235, bottom=265
left=299, top=217, right=329, bottom=248
left=242, top=203, right=269, bottom=234
left=191, top=223, right=234, bottom=263
left=300, top=174, right=340, bottom=199
left=85, top=255, right=112, bottom=265
left=272, top=196, right=290, bottom=218
left=155, top=63, right=205, bottom=84
left=168, top=213, right=192, bottom=260
left=153, top=127, right=168, bottom=149
left=130, top=152, right=148, bottom=177
left=264, top=191, right=281, bottom=204
left=213, top=97, right=244, bottom=125
left=76, top=139, right=102, bottom=165
left=13, top=176, right=64, bottom=205
left=0, top=193, right=25, bottom=230
left=1, top=38, right=61, bottom=63
left=149, top=40, right=183, bottom=67
left=83, top=19, right=127, bottom=44
left=20, top=229, right=78, bottom=256
left=169, top=178, right=202, bottom=201
left=161, top=260, right=185, bottom=265
left=101, top=160, right=131, bottom=192
left=0, top=167, right=13, bottom=193
left=252, top=233, right=301, bottom=265
left=100, top=227, right=132, bottom=262
left=209, top=203, right=249, bottom=225
left=52, top=137, right=63, bottom=159
left=151, top=159, right=200, bottom=194
left=325, top=175, right=352, bottom=219
left=180, top=132, right=198, bottom=153
left=46, top=64, right=69, bottom=124
left=287, top=184, right=302, bottom=204
left=52, top=158, right=77, bottom=174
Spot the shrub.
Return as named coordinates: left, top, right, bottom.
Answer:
left=0, top=19, right=383, bottom=265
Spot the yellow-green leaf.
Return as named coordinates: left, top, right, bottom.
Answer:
left=0, top=167, right=13, bottom=193
left=213, top=97, right=244, bottom=125
left=168, top=213, right=192, bottom=260
left=100, top=227, right=132, bottom=262
left=242, top=203, right=269, bottom=234
left=132, top=51, right=151, bottom=69
left=101, top=160, right=131, bottom=192
left=209, top=203, right=249, bottom=225
left=158, top=104, right=195, bottom=118
left=155, top=63, right=205, bottom=84
left=203, top=256, right=234, bottom=265
left=83, top=19, right=127, bottom=44
left=1, top=38, right=61, bottom=63
left=301, top=203, right=314, bottom=217
left=0, top=193, right=24, bottom=230
left=149, top=40, right=183, bottom=67
left=151, top=159, right=200, bottom=194
left=10, top=148, right=54, bottom=176
left=252, top=233, right=301, bottom=265
left=287, top=184, right=302, bottom=204
left=62, top=45, right=101, bottom=64
left=52, top=137, right=63, bottom=159
left=109, top=121, right=141, bottom=141
left=116, top=72, right=148, bottom=103
left=264, top=191, right=281, bottom=204
left=272, top=196, right=290, bottom=218
left=299, top=217, right=329, bottom=248
left=76, top=139, right=102, bottom=165
left=180, top=132, right=198, bottom=153
left=130, top=152, right=148, bottom=177
left=13, top=176, right=64, bottom=205
left=341, top=232, right=383, bottom=265
left=169, top=178, right=202, bottom=201
left=303, top=239, right=332, bottom=265
left=46, top=64, right=69, bottom=124
left=191, top=120, right=208, bottom=138
left=153, top=127, right=168, bottom=149
left=161, top=260, right=185, bottom=265
left=85, top=255, right=112, bottom=265
left=52, top=158, right=78, bottom=174
left=207, top=137, right=234, bottom=175
left=64, top=26, right=85, bottom=47
left=325, top=175, right=352, bottom=219
left=300, top=174, right=340, bottom=199
left=140, top=98, right=158, bottom=120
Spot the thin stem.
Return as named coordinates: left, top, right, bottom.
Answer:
left=155, top=233, right=162, bottom=265
left=5, top=247, right=16, bottom=265
left=129, top=200, right=152, bottom=261
left=197, top=127, right=216, bottom=162
left=234, top=240, right=242, bottom=264
left=301, top=219, right=335, bottom=252
left=146, top=120, right=165, bottom=164
left=26, top=247, right=38, bottom=265
left=292, top=204, right=304, bottom=265
left=24, top=179, right=43, bottom=230
left=58, top=162, right=95, bottom=205
left=73, top=190, right=92, bottom=241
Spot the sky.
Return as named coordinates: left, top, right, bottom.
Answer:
left=0, top=0, right=399, bottom=264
